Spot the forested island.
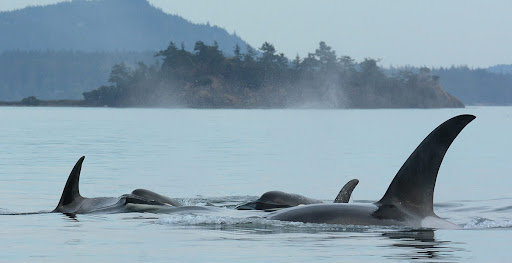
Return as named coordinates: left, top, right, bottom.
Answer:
left=70, top=41, right=460, bottom=108
left=2, top=0, right=511, bottom=108
left=0, top=0, right=466, bottom=109
left=1, top=41, right=463, bottom=108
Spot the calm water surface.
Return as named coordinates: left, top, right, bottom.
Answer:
left=1, top=107, right=511, bottom=262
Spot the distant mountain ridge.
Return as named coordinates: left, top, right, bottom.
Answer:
left=0, top=0, right=249, bottom=54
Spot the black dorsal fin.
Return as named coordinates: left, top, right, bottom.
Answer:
left=55, top=156, right=85, bottom=210
left=377, top=115, right=475, bottom=217
left=334, top=179, right=359, bottom=203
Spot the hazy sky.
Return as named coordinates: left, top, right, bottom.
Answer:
left=1, top=0, right=511, bottom=67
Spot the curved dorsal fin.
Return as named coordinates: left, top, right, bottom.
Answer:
left=55, top=156, right=85, bottom=209
left=334, top=179, right=359, bottom=203
left=377, top=114, right=475, bottom=217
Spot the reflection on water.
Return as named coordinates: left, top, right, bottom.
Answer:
left=492, top=205, right=512, bottom=212
left=382, top=229, right=463, bottom=262
left=63, top=213, right=78, bottom=220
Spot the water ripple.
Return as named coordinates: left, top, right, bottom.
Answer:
left=464, top=217, right=512, bottom=229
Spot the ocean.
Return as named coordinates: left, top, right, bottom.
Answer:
left=1, top=106, right=511, bottom=262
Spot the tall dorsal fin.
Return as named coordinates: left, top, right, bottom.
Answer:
left=334, top=179, right=359, bottom=203
left=377, top=114, right=475, bottom=218
left=55, top=156, right=85, bottom=209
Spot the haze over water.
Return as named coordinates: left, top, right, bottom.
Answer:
left=1, top=106, right=511, bottom=262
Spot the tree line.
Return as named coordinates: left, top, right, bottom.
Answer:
left=83, top=41, right=463, bottom=108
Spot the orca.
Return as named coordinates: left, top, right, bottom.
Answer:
left=269, top=114, right=475, bottom=229
left=130, top=188, right=181, bottom=207
left=236, top=179, right=359, bottom=210
left=53, top=156, right=181, bottom=214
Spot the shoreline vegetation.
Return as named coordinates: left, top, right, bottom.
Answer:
left=1, top=41, right=464, bottom=109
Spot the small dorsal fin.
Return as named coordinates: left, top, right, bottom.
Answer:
left=377, top=114, right=475, bottom=217
left=55, top=156, right=85, bottom=210
left=334, top=179, right=359, bottom=203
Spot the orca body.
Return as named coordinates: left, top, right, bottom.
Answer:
left=236, top=179, right=359, bottom=210
left=236, top=191, right=322, bottom=211
left=130, top=188, right=181, bottom=207
left=53, top=156, right=181, bottom=214
left=269, top=115, right=475, bottom=229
